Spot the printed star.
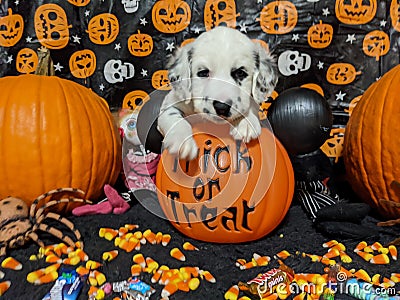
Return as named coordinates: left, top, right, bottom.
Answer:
left=85, top=10, right=90, bottom=17
left=72, top=35, right=81, bottom=44
left=166, top=42, right=175, bottom=52
left=380, top=19, right=387, bottom=27
left=14, top=0, right=19, bottom=5
left=335, top=90, right=346, bottom=101
left=99, top=84, right=105, bottom=91
left=317, top=61, right=324, bottom=69
left=141, top=69, right=148, bottom=77
left=239, top=23, right=247, bottom=33
left=54, top=62, right=64, bottom=72
left=292, top=34, right=300, bottom=42
left=114, top=43, right=121, bottom=51
left=25, top=36, right=33, bottom=43
left=194, top=26, right=200, bottom=34
left=140, top=18, right=148, bottom=26
left=346, top=34, right=356, bottom=44
left=322, top=7, right=330, bottom=16
left=6, top=55, right=13, bottom=64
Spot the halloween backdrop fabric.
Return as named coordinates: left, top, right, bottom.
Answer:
left=1, top=0, right=400, bottom=163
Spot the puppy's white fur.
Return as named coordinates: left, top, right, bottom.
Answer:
left=157, top=26, right=277, bottom=160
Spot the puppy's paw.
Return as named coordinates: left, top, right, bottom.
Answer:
left=230, top=115, right=262, bottom=143
left=163, top=129, right=199, bottom=161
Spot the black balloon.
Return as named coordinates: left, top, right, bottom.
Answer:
left=268, top=87, right=333, bottom=156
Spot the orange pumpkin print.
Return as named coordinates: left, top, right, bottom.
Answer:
left=326, top=63, right=361, bottom=85
left=87, top=13, right=119, bottom=45
left=69, top=49, right=97, bottom=79
left=307, top=20, right=333, bottom=49
left=67, top=0, right=91, bottom=6
left=16, top=48, right=38, bottom=74
left=320, top=127, right=346, bottom=164
left=34, top=4, right=71, bottom=50
left=128, top=31, right=153, bottom=57
left=258, top=90, right=278, bottom=121
left=152, top=70, right=171, bottom=90
left=344, top=95, right=362, bottom=116
left=363, top=30, right=390, bottom=61
left=335, top=0, right=377, bottom=25
left=259, top=1, right=298, bottom=35
left=156, top=123, right=294, bottom=243
left=204, top=0, right=239, bottom=31
left=0, top=8, right=24, bottom=47
left=122, top=90, right=150, bottom=111
left=391, top=0, right=400, bottom=32
left=152, top=0, right=191, bottom=34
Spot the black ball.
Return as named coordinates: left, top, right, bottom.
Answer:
left=136, top=91, right=165, bottom=154
left=267, top=87, right=333, bottom=156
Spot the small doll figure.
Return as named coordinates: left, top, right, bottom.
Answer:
left=119, top=109, right=160, bottom=192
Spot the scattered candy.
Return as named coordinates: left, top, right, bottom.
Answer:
left=200, top=270, right=216, bottom=283
left=389, top=245, right=398, bottom=260
left=1, top=257, right=22, bottom=270
left=354, top=241, right=367, bottom=252
left=370, top=253, right=390, bottom=265
left=143, top=229, right=157, bottom=244
left=132, top=253, right=146, bottom=268
left=0, top=281, right=11, bottom=296
left=275, top=250, right=290, bottom=260
left=102, top=250, right=119, bottom=262
left=170, top=247, right=186, bottom=261
left=161, top=234, right=171, bottom=246
left=183, top=241, right=199, bottom=251
left=356, top=251, right=373, bottom=262
left=86, top=260, right=103, bottom=270
left=323, top=240, right=338, bottom=248
left=224, top=284, right=239, bottom=300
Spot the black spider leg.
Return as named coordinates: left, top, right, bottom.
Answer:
left=29, top=188, right=85, bottom=217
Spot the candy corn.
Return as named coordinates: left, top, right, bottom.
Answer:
left=170, top=247, right=186, bottom=261
left=370, top=253, right=390, bottom=265
left=34, top=271, right=59, bottom=285
left=86, top=260, right=103, bottom=270
left=155, top=232, right=163, bottom=244
left=76, top=266, right=90, bottom=276
left=200, top=270, right=216, bottom=283
left=0, top=281, right=11, bottom=296
left=275, top=250, right=290, bottom=259
left=102, top=250, right=119, bottom=262
left=339, top=251, right=352, bottom=263
left=354, top=241, right=367, bottom=252
left=353, top=269, right=371, bottom=282
left=224, top=284, right=239, bottom=300
left=161, top=234, right=171, bottom=246
left=323, top=248, right=340, bottom=259
left=253, top=253, right=270, bottom=266
left=132, top=253, right=146, bottom=268
left=183, top=241, right=199, bottom=251
left=99, top=228, right=119, bottom=241
left=130, top=264, right=142, bottom=277
left=145, top=256, right=159, bottom=273
left=239, top=260, right=257, bottom=270
left=323, top=240, right=338, bottom=248
left=27, top=269, right=46, bottom=284
left=161, top=282, right=179, bottom=298
left=356, top=251, right=373, bottom=262
left=389, top=245, right=398, bottom=260
left=143, top=229, right=157, bottom=244
left=371, top=242, right=383, bottom=251
left=1, top=257, right=22, bottom=270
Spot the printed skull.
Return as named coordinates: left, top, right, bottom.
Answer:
left=104, top=59, right=135, bottom=84
left=121, top=0, right=140, bottom=13
left=278, top=50, right=311, bottom=76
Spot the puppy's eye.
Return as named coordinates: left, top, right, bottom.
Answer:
left=231, top=68, right=248, bottom=82
left=197, top=69, right=210, bottom=78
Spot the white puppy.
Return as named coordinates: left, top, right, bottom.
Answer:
left=157, top=26, right=277, bottom=160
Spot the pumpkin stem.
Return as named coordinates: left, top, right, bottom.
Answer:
left=35, top=46, right=55, bottom=76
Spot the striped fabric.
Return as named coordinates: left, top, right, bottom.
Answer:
left=295, top=180, right=340, bottom=221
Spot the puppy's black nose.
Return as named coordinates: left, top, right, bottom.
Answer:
left=213, top=100, right=231, bottom=117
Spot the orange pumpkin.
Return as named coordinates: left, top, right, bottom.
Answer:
left=335, top=0, right=377, bottom=25
left=363, top=30, right=390, bottom=61
left=0, top=74, right=121, bottom=212
left=204, top=0, right=239, bottom=31
left=16, top=48, right=38, bottom=74
left=326, top=63, right=361, bottom=85
left=343, top=64, right=400, bottom=219
left=87, top=13, right=119, bottom=45
left=391, top=0, right=400, bottom=32
left=0, top=8, right=24, bottom=47
left=307, top=20, right=333, bottom=49
left=122, top=90, right=150, bottom=111
left=152, top=0, right=191, bottom=34
left=152, top=70, right=171, bottom=90
left=128, top=31, right=154, bottom=57
left=69, top=49, right=97, bottom=79
left=156, top=123, right=294, bottom=243
left=259, top=1, right=297, bottom=35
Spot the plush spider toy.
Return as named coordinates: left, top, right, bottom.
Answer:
left=0, top=188, right=89, bottom=256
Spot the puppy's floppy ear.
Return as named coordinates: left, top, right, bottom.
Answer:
left=167, top=44, right=193, bottom=103
left=252, top=43, right=278, bottom=105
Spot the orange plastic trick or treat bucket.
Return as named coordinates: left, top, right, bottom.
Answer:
left=156, top=121, right=294, bottom=243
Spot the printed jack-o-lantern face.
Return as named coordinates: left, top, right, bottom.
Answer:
left=0, top=8, right=24, bottom=47
left=335, top=0, right=377, bottom=25
left=320, top=127, right=346, bottom=163
left=67, top=0, right=91, bottom=6
left=344, top=95, right=362, bottom=115
left=204, top=0, right=239, bottom=31
left=87, top=13, right=119, bottom=45
left=391, top=0, right=400, bottom=32
left=16, top=48, right=38, bottom=74
left=258, top=90, right=278, bottom=120
left=122, top=90, right=150, bottom=111
left=152, top=0, right=191, bottom=34
left=259, top=1, right=298, bottom=34
left=128, top=31, right=153, bottom=57
left=326, top=63, right=361, bottom=85
left=363, top=30, right=390, bottom=61
left=34, top=4, right=71, bottom=49
left=307, top=20, right=333, bottom=49
left=69, top=49, right=97, bottom=79
left=152, top=70, right=171, bottom=90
